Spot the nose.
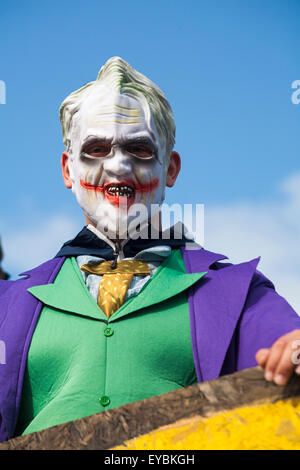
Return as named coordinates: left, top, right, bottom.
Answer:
left=102, top=149, right=133, bottom=178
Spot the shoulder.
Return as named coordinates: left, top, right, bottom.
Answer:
left=0, top=257, right=65, bottom=300
left=181, top=246, right=262, bottom=280
left=181, top=246, right=280, bottom=306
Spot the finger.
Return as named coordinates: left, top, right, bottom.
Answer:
left=272, top=343, right=296, bottom=386
left=264, top=338, right=287, bottom=382
left=290, top=338, right=300, bottom=373
left=255, top=348, right=270, bottom=368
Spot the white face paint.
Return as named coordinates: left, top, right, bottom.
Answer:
left=68, top=86, right=168, bottom=239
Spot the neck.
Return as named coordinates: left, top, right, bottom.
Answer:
left=84, top=211, right=162, bottom=246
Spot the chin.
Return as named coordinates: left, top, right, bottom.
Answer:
left=75, top=189, right=157, bottom=240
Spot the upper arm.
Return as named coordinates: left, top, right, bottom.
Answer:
left=236, top=271, right=300, bottom=370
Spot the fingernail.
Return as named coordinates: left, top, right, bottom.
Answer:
left=274, top=374, right=285, bottom=385
left=265, top=371, right=273, bottom=381
left=260, top=351, right=269, bottom=360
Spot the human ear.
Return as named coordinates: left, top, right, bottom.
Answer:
left=166, top=151, right=181, bottom=187
left=61, top=151, right=72, bottom=189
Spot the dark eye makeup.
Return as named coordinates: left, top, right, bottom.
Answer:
left=82, top=141, right=154, bottom=159
left=125, top=144, right=153, bottom=159
left=83, top=142, right=111, bottom=157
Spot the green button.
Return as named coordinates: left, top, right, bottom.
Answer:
left=100, top=395, right=110, bottom=407
left=104, top=327, right=114, bottom=337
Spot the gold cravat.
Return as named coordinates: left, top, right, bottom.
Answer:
left=80, top=259, right=150, bottom=318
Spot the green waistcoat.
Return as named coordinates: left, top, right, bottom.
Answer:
left=15, top=249, right=206, bottom=436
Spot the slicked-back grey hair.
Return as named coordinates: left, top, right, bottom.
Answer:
left=59, top=57, right=176, bottom=165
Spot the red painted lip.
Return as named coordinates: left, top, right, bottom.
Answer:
left=80, top=178, right=159, bottom=207
left=80, top=180, right=104, bottom=193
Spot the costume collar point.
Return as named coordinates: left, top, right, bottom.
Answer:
left=181, top=246, right=228, bottom=270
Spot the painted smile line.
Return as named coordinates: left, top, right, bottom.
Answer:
left=80, top=178, right=159, bottom=194
left=79, top=178, right=159, bottom=206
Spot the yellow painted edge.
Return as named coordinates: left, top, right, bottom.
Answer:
left=111, top=397, right=300, bottom=450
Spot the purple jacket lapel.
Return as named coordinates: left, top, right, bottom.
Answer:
left=0, top=257, right=64, bottom=441
left=181, top=247, right=260, bottom=382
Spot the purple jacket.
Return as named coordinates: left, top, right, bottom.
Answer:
left=0, top=247, right=299, bottom=442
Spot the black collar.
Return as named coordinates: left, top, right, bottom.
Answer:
left=55, top=226, right=191, bottom=260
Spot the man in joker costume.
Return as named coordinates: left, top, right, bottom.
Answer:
left=1, top=57, right=300, bottom=441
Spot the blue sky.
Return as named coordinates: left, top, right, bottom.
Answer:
left=0, top=0, right=300, bottom=309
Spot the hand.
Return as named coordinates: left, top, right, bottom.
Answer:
left=255, top=329, right=300, bottom=386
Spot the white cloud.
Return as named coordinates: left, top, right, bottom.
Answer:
left=2, top=215, right=81, bottom=276
left=203, top=172, right=300, bottom=313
